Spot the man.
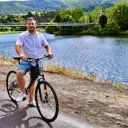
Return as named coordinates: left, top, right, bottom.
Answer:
left=15, top=17, right=53, bottom=106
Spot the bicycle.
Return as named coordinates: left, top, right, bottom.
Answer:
left=6, top=55, right=59, bottom=122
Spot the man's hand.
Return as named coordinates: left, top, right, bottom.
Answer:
left=45, top=45, right=53, bottom=59
left=48, top=53, right=53, bottom=58
left=19, top=53, right=27, bottom=61
left=15, top=45, right=27, bottom=61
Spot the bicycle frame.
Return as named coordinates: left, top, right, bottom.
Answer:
left=25, top=70, right=45, bottom=95
left=13, top=56, right=49, bottom=96
left=7, top=55, right=59, bottom=122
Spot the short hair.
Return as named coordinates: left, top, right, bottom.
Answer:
left=27, top=17, right=37, bottom=24
left=27, top=17, right=35, bottom=21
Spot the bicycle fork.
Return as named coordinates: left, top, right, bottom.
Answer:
left=38, top=80, right=49, bottom=104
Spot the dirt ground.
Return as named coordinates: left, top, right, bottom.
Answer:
left=0, top=64, right=128, bottom=128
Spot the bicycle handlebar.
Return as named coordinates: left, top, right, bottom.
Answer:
left=27, top=55, right=52, bottom=62
left=13, top=55, right=52, bottom=62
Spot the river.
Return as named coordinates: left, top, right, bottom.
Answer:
left=0, top=32, right=128, bottom=85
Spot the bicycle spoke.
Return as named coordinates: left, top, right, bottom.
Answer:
left=6, top=71, right=20, bottom=102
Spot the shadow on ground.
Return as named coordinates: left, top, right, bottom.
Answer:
left=0, top=99, right=53, bottom=128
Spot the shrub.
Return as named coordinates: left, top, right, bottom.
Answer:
left=104, top=21, right=120, bottom=35
left=93, top=24, right=102, bottom=35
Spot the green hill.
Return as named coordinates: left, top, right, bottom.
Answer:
left=0, top=0, right=127, bottom=15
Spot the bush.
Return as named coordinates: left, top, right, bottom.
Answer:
left=93, top=24, right=102, bottom=35
left=79, top=29, right=96, bottom=35
left=104, top=21, right=120, bottom=35
left=92, top=21, right=120, bottom=36
left=46, top=26, right=59, bottom=34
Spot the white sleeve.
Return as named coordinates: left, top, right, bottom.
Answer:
left=15, top=34, right=23, bottom=46
left=41, top=35, right=49, bottom=47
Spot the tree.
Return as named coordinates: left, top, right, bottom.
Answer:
left=27, top=11, right=33, bottom=17
left=88, top=14, right=93, bottom=23
left=0, top=16, right=7, bottom=23
left=6, top=14, right=14, bottom=22
left=79, top=15, right=89, bottom=23
left=61, top=14, right=74, bottom=22
left=71, top=8, right=84, bottom=22
left=54, top=13, right=61, bottom=22
left=99, top=15, right=107, bottom=28
left=105, top=7, right=114, bottom=20
left=113, top=2, right=128, bottom=30
left=35, top=11, right=40, bottom=17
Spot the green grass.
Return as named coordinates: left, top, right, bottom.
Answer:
left=0, top=28, right=45, bottom=35
left=0, top=31, right=22, bottom=35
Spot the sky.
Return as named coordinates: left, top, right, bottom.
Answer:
left=0, top=0, right=29, bottom=1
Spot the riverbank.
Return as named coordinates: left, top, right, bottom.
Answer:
left=0, top=62, right=128, bottom=128
left=0, top=29, right=128, bottom=37
left=54, top=30, right=128, bottom=37
left=0, top=28, right=45, bottom=35
left=0, top=31, right=22, bottom=35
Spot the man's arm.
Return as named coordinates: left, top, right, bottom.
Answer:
left=15, top=44, right=27, bottom=60
left=44, top=45, right=53, bottom=58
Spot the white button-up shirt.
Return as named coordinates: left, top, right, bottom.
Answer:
left=16, top=31, right=48, bottom=59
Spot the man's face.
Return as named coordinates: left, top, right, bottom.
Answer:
left=27, top=20, right=37, bottom=33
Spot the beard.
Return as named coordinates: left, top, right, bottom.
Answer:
left=27, top=27, right=36, bottom=33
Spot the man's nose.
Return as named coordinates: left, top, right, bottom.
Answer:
left=29, top=24, right=33, bottom=26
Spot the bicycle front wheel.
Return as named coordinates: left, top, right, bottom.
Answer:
left=35, top=81, right=59, bottom=122
left=6, top=70, right=20, bottom=103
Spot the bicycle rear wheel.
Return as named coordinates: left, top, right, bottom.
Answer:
left=6, top=70, right=20, bottom=103
left=35, top=81, right=59, bottom=122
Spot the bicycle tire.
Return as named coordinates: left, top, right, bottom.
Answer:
left=35, top=81, right=59, bottom=122
left=6, top=70, right=20, bottom=103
